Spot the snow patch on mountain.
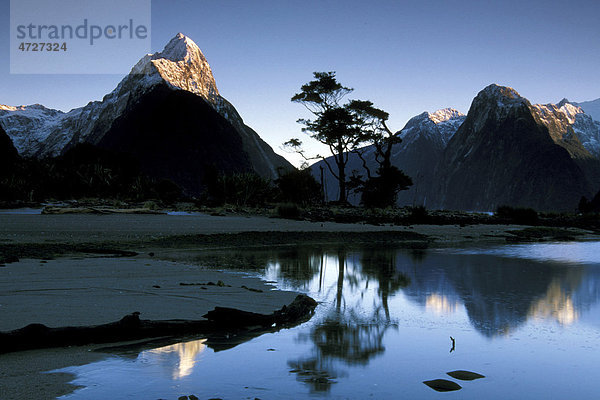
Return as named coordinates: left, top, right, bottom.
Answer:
left=0, top=104, right=67, bottom=155
left=532, top=102, right=583, bottom=125
left=531, top=100, right=600, bottom=158
left=396, top=108, right=465, bottom=153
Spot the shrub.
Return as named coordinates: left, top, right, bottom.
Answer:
left=496, top=205, right=539, bottom=225
left=275, top=202, right=301, bottom=219
left=153, top=179, right=182, bottom=203
left=360, top=166, right=412, bottom=208
left=143, top=200, right=159, bottom=210
left=204, top=172, right=275, bottom=207
left=275, top=169, right=321, bottom=205
left=408, top=205, right=429, bottom=223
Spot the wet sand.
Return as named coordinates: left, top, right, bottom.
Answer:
left=0, top=257, right=298, bottom=332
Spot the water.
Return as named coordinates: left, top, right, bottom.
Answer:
left=55, top=241, right=600, bottom=399
left=0, top=207, right=43, bottom=214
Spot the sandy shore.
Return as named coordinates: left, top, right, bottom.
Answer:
left=0, top=212, right=597, bottom=399
left=0, top=256, right=299, bottom=400
left=0, top=212, right=541, bottom=245
left=0, top=257, right=298, bottom=332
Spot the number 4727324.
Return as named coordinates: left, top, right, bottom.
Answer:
left=18, top=42, right=67, bottom=52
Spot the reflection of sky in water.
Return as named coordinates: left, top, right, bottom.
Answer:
left=445, top=241, right=600, bottom=265
left=0, top=208, right=42, bottom=214
left=55, top=241, right=600, bottom=399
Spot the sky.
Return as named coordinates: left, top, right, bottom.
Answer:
left=1, top=0, right=600, bottom=165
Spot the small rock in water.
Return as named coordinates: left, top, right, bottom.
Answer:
left=188, top=395, right=199, bottom=400
left=423, top=379, right=462, bottom=392
left=446, top=370, right=485, bottom=380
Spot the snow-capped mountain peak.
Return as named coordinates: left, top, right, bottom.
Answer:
left=479, top=84, right=527, bottom=105
left=428, top=108, right=465, bottom=124
left=130, top=33, right=220, bottom=103
left=0, top=33, right=224, bottom=157
left=531, top=101, right=584, bottom=126
left=467, top=84, right=532, bottom=132
left=397, top=108, right=466, bottom=151
left=529, top=100, right=600, bottom=158
left=157, top=32, right=201, bottom=62
left=558, top=102, right=584, bottom=124
left=0, top=33, right=290, bottom=179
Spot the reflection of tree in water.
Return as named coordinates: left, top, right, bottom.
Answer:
left=312, top=319, right=388, bottom=364
left=268, top=247, right=325, bottom=287
left=288, top=315, right=389, bottom=392
left=288, top=248, right=407, bottom=392
left=408, top=248, right=428, bottom=264
left=360, top=248, right=411, bottom=320
left=217, top=245, right=596, bottom=339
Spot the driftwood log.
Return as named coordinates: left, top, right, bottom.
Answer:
left=0, top=294, right=317, bottom=354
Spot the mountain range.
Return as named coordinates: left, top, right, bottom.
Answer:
left=2, top=33, right=600, bottom=211
left=0, top=33, right=292, bottom=197
left=314, top=85, right=600, bottom=211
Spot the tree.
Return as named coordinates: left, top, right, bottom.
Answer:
left=345, top=100, right=413, bottom=207
left=287, top=72, right=366, bottom=204
left=346, top=100, right=399, bottom=172
left=288, top=72, right=412, bottom=206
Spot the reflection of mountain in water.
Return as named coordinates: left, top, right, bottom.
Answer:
left=144, top=339, right=207, bottom=379
left=184, top=243, right=600, bottom=338
left=138, top=243, right=600, bottom=394
left=529, top=279, right=580, bottom=325
left=252, top=245, right=600, bottom=338
left=390, top=250, right=600, bottom=336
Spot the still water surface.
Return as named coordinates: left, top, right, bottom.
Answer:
left=57, top=241, right=600, bottom=399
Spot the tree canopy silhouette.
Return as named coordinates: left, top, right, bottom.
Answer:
left=288, top=72, right=365, bottom=203
left=287, top=71, right=411, bottom=206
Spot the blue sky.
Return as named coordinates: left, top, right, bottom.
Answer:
left=1, top=0, right=599, bottom=163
